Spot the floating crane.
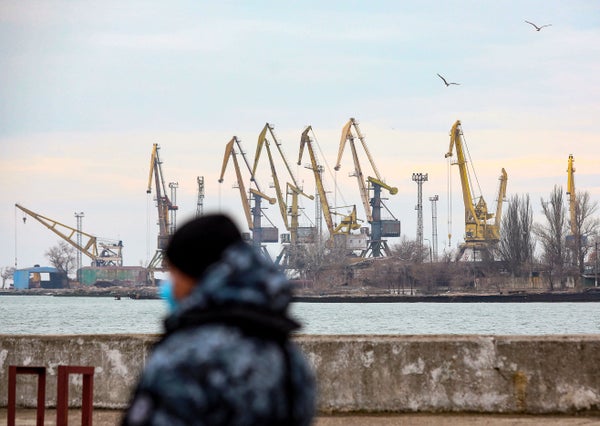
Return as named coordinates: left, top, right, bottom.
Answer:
left=15, top=203, right=123, bottom=267
left=567, top=154, right=577, bottom=235
left=298, top=126, right=361, bottom=243
left=219, top=136, right=277, bottom=251
left=146, top=143, right=178, bottom=271
left=445, top=120, right=507, bottom=259
left=335, top=118, right=400, bottom=257
left=252, top=123, right=314, bottom=249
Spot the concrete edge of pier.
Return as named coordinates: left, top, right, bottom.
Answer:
left=1, top=334, right=599, bottom=416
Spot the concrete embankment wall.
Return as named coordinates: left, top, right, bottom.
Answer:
left=1, top=334, right=599, bottom=414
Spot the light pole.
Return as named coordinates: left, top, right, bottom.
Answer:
left=429, top=195, right=439, bottom=262
left=74, top=212, right=84, bottom=277
left=412, top=172, right=428, bottom=258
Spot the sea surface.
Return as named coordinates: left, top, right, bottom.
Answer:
left=1, top=295, right=599, bottom=335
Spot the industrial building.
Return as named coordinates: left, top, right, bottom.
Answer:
left=13, top=266, right=67, bottom=289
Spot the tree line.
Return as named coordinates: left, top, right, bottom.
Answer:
left=498, top=186, right=599, bottom=289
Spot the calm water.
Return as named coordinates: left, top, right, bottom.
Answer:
left=1, top=296, right=599, bottom=335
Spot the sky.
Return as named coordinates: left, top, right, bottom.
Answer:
left=1, top=0, right=599, bottom=271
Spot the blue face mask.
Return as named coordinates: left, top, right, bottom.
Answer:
left=158, top=280, right=179, bottom=312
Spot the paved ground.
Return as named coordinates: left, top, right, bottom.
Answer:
left=2, top=409, right=600, bottom=425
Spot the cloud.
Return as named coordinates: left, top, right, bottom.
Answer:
left=90, top=28, right=231, bottom=52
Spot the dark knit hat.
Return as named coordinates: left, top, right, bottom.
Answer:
left=165, top=214, right=243, bottom=279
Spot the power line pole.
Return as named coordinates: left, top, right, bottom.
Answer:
left=196, top=176, right=205, bottom=217
left=412, top=173, right=428, bottom=259
left=74, top=212, right=84, bottom=275
left=429, top=195, right=439, bottom=262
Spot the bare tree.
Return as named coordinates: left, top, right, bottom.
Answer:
left=535, top=186, right=569, bottom=290
left=296, top=242, right=352, bottom=289
left=391, top=237, right=428, bottom=263
left=498, top=194, right=534, bottom=277
left=1, top=266, right=16, bottom=288
left=45, top=241, right=77, bottom=278
left=570, top=191, right=600, bottom=276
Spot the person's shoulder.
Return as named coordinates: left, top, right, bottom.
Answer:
left=153, top=324, right=267, bottom=364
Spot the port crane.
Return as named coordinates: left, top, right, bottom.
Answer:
left=298, top=126, right=362, bottom=244
left=445, top=120, right=508, bottom=259
left=146, top=143, right=178, bottom=271
left=252, top=123, right=315, bottom=248
left=252, top=123, right=318, bottom=267
left=219, top=136, right=277, bottom=251
left=335, top=118, right=400, bottom=257
left=15, top=203, right=123, bottom=267
left=565, top=153, right=588, bottom=267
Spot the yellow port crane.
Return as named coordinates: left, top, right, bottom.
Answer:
left=15, top=203, right=123, bottom=266
left=445, top=120, right=508, bottom=258
left=219, top=136, right=277, bottom=250
left=252, top=123, right=314, bottom=247
left=146, top=143, right=178, bottom=271
left=298, top=126, right=361, bottom=239
left=567, top=154, right=577, bottom=235
left=335, top=118, right=399, bottom=257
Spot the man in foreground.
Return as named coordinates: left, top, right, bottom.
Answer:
left=122, top=214, right=316, bottom=425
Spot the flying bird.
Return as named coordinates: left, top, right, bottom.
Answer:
left=437, top=73, right=460, bottom=87
left=525, top=20, right=552, bottom=31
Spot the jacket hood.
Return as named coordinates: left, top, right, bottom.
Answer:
left=164, top=242, right=298, bottom=334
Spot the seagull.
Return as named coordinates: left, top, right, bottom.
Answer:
left=525, top=20, right=552, bottom=31
left=437, top=73, right=460, bottom=87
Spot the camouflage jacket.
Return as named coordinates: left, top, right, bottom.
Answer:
left=122, top=242, right=316, bottom=426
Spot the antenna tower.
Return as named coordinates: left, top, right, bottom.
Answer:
left=74, top=211, right=84, bottom=273
left=429, top=195, right=439, bottom=261
left=412, top=173, right=428, bottom=257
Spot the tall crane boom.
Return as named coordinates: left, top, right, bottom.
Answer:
left=15, top=203, right=123, bottom=266
left=335, top=118, right=373, bottom=222
left=299, top=126, right=361, bottom=238
left=219, top=137, right=276, bottom=230
left=146, top=143, right=178, bottom=270
left=445, top=120, right=507, bottom=250
left=253, top=123, right=299, bottom=188
left=567, top=154, right=576, bottom=235
left=252, top=123, right=313, bottom=245
left=335, top=118, right=398, bottom=257
left=495, top=168, right=508, bottom=229
left=299, top=126, right=335, bottom=236
left=335, top=118, right=398, bottom=222
left=219, top=136, right=276, bottom=251
left=219, top=137, right=254, bottom=230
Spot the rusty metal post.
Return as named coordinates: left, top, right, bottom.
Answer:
left=56, top=365, right=95, bottom=426
left=81, top=369, right=94, bottom=426
left=7, top=365, right=46, bottom=426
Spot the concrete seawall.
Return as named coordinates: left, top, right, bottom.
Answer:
left=1, top=334, right=599, bottom=414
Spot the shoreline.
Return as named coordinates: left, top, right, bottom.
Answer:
left=293, top=290, right=600, bottom=303
left=2, top=287, right=600, bottom=302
